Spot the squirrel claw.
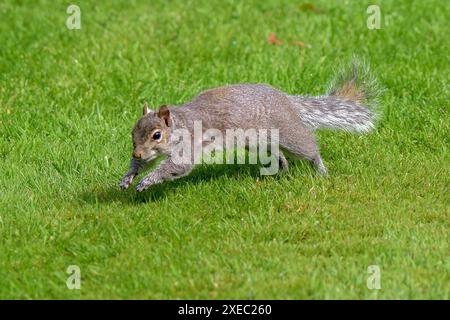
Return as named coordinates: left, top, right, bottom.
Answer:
left=136, top=177, right=154, bottom=192
left=119, top=182, right=129, bottom=190
left=136, top=184, right=146, bottom=192
left=119, top=175, right=134, bottom=190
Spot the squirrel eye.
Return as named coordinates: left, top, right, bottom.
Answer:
left=152, top=131, right=162, bottom=141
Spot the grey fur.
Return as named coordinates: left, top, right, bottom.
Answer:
left=120, top=59, right=381, bottom=191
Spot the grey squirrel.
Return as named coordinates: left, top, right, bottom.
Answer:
left=119, top=59, right=381, bottom=192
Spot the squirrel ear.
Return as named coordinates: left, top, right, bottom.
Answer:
left=143, top=101, right=150, bottom=115
left=158, top=105, right=172, bottom=127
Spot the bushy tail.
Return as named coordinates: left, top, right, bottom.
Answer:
left=289, top=58, right=382, bottom=132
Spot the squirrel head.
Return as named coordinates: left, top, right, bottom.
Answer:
left=131, top=102, right=173, bottom=162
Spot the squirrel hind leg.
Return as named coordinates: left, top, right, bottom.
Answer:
left=286, top=150, right=328, bottom=176
left=278, top=151, right=289, bottom=172
left=312, top=155, right=328, bottom=176
left=279, top=135, right=328, bottom=175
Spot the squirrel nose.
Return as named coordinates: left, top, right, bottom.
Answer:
left=133, top=150, right=142, bottom=159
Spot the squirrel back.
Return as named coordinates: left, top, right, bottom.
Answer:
left=171, top=58, right=381, bottom=134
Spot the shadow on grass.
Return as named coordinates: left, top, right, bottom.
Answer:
left=79, top=163, right=282, bottom=205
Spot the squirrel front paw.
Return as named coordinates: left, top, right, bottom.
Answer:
left=135, top=181, right=149, bottom=192
left=136, top=176, right=156, bottom=192
left=136, top=180, right=151, bottom=192
left=135, top=183, right=146, bottom=192
left=119, top=175, right=134, bottom=190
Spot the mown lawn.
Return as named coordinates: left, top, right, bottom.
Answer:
left=0, top=0, right=448, bottom=299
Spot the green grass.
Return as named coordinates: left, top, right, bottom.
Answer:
left=0, top=0, right=449, bottom=299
